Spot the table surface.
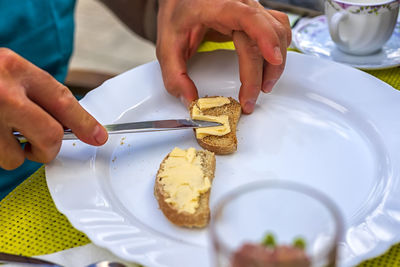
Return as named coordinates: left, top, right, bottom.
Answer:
left=1, top=39, right=400, bottom=267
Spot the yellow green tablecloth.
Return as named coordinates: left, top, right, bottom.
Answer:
left=0, top=43, right=399, bottom=266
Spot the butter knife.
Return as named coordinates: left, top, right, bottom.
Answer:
left=0, top=251, right=61, bottom=266
left=14, top=119, right=222, bottom=143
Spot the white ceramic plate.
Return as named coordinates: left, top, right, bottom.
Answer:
left=46, top=51, right=400, bottom=267
left=292, top=15, right=400, bottom=70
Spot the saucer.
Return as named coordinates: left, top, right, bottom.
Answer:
left=293, top=15, right=400, bottom=70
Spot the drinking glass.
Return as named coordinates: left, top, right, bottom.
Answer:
left=210, top=180, right=344, bottom=267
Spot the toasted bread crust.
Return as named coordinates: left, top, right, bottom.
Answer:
left=190, top=96, right=241, bottom=154
left=154, top=150, right=216, bottom=228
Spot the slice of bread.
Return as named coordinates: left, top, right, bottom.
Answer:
left=190, top=96, right=241, bottom=155
left=154, top=148, right=216, bottom=228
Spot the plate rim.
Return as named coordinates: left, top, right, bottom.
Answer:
left=46, top=51, right=400, bottom=267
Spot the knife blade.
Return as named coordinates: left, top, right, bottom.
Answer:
left=13, top=119, right=222, bottom=143
left=0, top=251, right=61, bottom=266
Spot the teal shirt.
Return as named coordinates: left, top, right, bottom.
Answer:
left=0, top=0, right=76, bottom=200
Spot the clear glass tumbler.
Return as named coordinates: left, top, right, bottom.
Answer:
left=210, top=180, right=343, bottom=267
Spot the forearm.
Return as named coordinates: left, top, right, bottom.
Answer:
left=98, top=0, right=158, bottom=43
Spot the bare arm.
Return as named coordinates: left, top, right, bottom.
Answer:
left=98, top=0, right=158, bottom=43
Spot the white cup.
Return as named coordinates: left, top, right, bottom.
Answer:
left=325, top=0, right=399, bottom=55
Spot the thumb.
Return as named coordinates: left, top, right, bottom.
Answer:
left=157, top=43, right=198, bottom=109
left=178, top=77, right=199, bottom=109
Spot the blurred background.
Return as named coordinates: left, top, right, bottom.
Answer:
left=67, top=0, right=156, bottom=95
left=67, top=0, right=323, bottom=96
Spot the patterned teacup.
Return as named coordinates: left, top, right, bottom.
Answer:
left=325, top=0, right=399, bottom=55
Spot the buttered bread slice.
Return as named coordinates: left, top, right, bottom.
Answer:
left=155, top=147, right=216, bottom=228
left=190, top=96, right=241, bottom=154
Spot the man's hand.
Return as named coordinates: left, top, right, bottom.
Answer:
left=0, top=48, right=108, bottom=170
left=156, top=0, right=291, bottom=114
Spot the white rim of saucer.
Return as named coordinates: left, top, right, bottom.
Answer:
left=292, top=15, right=400, bottom=70
left=330, top=0, right=399, bottom=6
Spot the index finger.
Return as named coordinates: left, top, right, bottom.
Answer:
left=201, top=1, right=287, bottom=65
left=233, top=31, right=263, bottom=114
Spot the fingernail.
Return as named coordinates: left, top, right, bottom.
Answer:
left=244, top=100, right=256, bottom=114
left=262, top=79, right=277, bottom=93
left=274, top=47, right=283, bottom=64
left=93, top=125, right=108, bottom=145
left=179, top=95, right=190, bottom=109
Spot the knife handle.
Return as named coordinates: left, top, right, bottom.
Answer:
left=13, top=130, right=78, bottom=144
left=0, top=251, right=62, bottom=266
